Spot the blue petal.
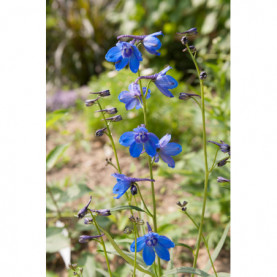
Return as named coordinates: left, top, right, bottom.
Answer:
left=126, top=98, right=139, bottom=110
left=143, top=87, right=151, bottom=99
left=154, top=82, right=174, bottom=98
left=143, top=36, right=162, bottom=54
left=148, top=133, right=160, bottom=145
left=129, top=142, right=143, bottom=158
left=144, top=140, right=157, bottom=157
left=157, top=235, right=175, bottom=248
left=156, top=75, right=178, bottom=89
left=112, top=173, right=128, bottom=182
left=163, top=142, right=182, bottom=156
left=130, top=236, right=146, bottom=252
left=133, top=126, right=148, bottom=133
left=159, top=152, right=175, bottom=168
left=158, top=66, right=172, bottom=76
left=105, top=46, right=122, bottom=62
left=154, top=243, right=170, bottom=261
left=132, top=45, right=143, bottom=61
left=143, top=245, right=156, bottom=266
left=119, top=132, right=136, bottom=146
left=129, top=55, right=140, bottom=73
left=113, top=181, right=131, bottom=199
left=159, top=134, right=171, bottom=148
left=154, top=154, right=159, bottom=163
left=115, top=57, right=129, bottom=71
left=118, top=90, right=133, bottom=104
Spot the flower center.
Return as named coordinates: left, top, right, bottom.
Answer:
left=146, top=237, right=158, bottom=247
left=122, top=43, right=133, bottom=58
left=135, top=132, right=148, bottom=143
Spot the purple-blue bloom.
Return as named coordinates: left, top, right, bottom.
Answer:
left=142, top=31, right=163, bottom=56
left=119, top=124, right=159, bottom=158
left=105, top=41, right=143, bottom=73
left=154, top=134, right=182, bottom=168
left=112, top=173, right=154, bottom=199
left=119, top=83, right=151, bottom=110
left=77, top=196, right=92, bottom=219
left=130, top=222, right=175, bottom=266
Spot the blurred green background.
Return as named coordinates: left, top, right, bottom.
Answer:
left=46, top=0, right=230, bottom=276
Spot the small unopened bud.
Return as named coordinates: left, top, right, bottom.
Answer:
left=96, top=108, right=118, bottom=115
left=79, top=234, right=104, bottom=243
left=105, top=115, right=122, bottom=122
left=90, top=90, right=110, bottom=97
left=181, top=36, right=188, bottom=45
left=84, top=218, right=94, bottom=224
left=177, top=27, right=198, bottom=35
left=123, top=226, right=133, bottom=234
left=177, top=201, right=188, bottom=208
left=200, top=71, right=207, bottom=80
left=179, top=93, right=201, bottom=101
left=130, top=184, right=137, bottom=195
left=217, top=176, right=230, bottom=183
left=181, top=207, right=187, bottom=212
left=85, top=98, right=100, bottom=107
left=129, top=215, right=136, bottom=223
left=218, top=157, right=229, bottom=167
left=94, top=209, right=111, bottom=216
left=95, top=127, right=107, bottom=137
left=77, top=196, right=92, bottom=219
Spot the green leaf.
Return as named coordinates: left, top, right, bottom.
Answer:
left=110, top=205, right=146, bottom=213
left=175, top=242, right=194, bottom=253
left=78, top=253, right=96, bottom=277
left=204, top=222, right=230, bottom=272
left=162, top=267, right=210, bottom=277
left=46, top=144, right=70, bottom=171
left=46, top=109, right=67, bottom=129
left=46, top=227, right=70, bottom=253
left=99, top=227, right=154, bottom=276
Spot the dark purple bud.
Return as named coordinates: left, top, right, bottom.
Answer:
left=179, top=93, right=201, bottom=101
left=117, top=34, right=146, bottom=41
left=95, top=127, right=107, bottom=137
left=96, top=108, right=118, bottom=115
left=77, top=196, right=92, bottom=219
left=84, top=218, right=94, bottom=224
left=90, top=90, right=110, bottom=97
left=130, top=184, right=137, bottom=195
left=146, top=222, right=152, bottom=233
left=94, top=209, right=111, bottom=216
left=79, top=234, right=104, bottom=243
left=177, top=200, right=188, bottom=207
left=217, top=176, right=230, bottom=183
left=200, top=71, right=207, bottom=80
left=218, top=157, right=229, bottom=167
left=177, top=27, right=198, bottom=35
left=182, top=45, right=196, bottom=53
left=208, top=140, right=230, bottom=155
left=181, top=207, right=187, bottom=212
left=105, top=115, right=122, bottom=122
left=181, top=36, right=188, bottom=45
left=129, top=215, right=136, bottom=223
left=85, top=98, right=100, bottom=107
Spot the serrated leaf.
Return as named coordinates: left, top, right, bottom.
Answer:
left=204, top=222, right=230, bottom=272
left=46, top=144, right=70, bottom=171
left=162, top=267, right=211, bottom=276
left=46, top=227, right=70, bottom=253
left=110, top=205, right=146, bottom=213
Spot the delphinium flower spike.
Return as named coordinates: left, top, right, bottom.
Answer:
left=119, top=124, right=159, bottom=157
left=77, top=196, right=92, bottom=219
left=135, top=66, right=178, bottom=97
left=112, top=173, right=154, bottom=199
left=154, top=134, right=182, bottom=168
left=130, top=222, right=175, bottom=266
left=118, top=82, right=151, bottom=110
left=208, top=140, right=230, bottom=155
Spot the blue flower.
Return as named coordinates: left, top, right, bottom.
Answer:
left=153, top=66, right=178, bottom=98
left=105, top=41, right=143, bottom=73
left=130, top=222, right=175, bottom=266
left=119, top=83, right=151, bottom=110
left=154, top=134, right=182, bottom=168
left=112, top=173, right=154, bottom=199
left=119, top=124, right=159, bottom=158
left=142, top=31, right=163, bottom=56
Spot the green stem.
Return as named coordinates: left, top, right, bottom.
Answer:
left=136, top=183, right=153, bottom=217
left=186, top=43, right=209, bottom=277
left=185, top=211, right=218, bottom=277
left=89, top=211, right=112, bottom=277
left=209, top=149, right=219, bottom=173
left=133, top=222, right=138, bottom=277
left=137, top=72, right=161, bottom=277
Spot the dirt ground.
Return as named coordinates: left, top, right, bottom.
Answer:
left=47, top=117, right=230, bottom=276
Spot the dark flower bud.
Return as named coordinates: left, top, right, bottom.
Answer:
left=93, top=209, right=111, bottom=216
left=177, top=200, right=188, bottom=207
left=181, top=207, right=187, bottom=212
left=90, top=90, right=110, bottom=97
left=85, top=98, right=100, bottom=107
left=179, top=93, right=201, bottom=101
left=95, top=127, right=107, bottom=137
left=208, top=140, right=230, bottom=155
left=177, top=27, right=198, bottom=35
left=77, top=196, right=92, bottom=219
left=218, top=157, right=229, bottom=167
left=181, top=36, right=188, bottom=45
left=79, top=234, right=104, bottom=243
left=182, top=45, right=196, bottom=53
left=217, top=176, right=230, bottom=183
left=96, top=108, right=118, bottom=115
left=130, top=184, right=137, bottom=195
left=124, top=226, right=133, bottom=234
left=84, top=218, right=93, bottom=224
left=200, top=71, right=207, bottom=80
left=105, top=115, right=122, bottom=122
left=129, top=215, right=136, bottom=223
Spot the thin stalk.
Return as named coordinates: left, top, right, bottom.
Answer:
left=89, top=211, right=112, bottom=277
left=137, top=72, right=162, bottom=277
left=133, top=222, right=138, bottom=277
left=209, top=149, right=219, bottom=173
left=186, top=43, right=209, bottom=277
left=135, top=183, right=153, bottom=217
left=185, top=211, right=218, bottom=277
